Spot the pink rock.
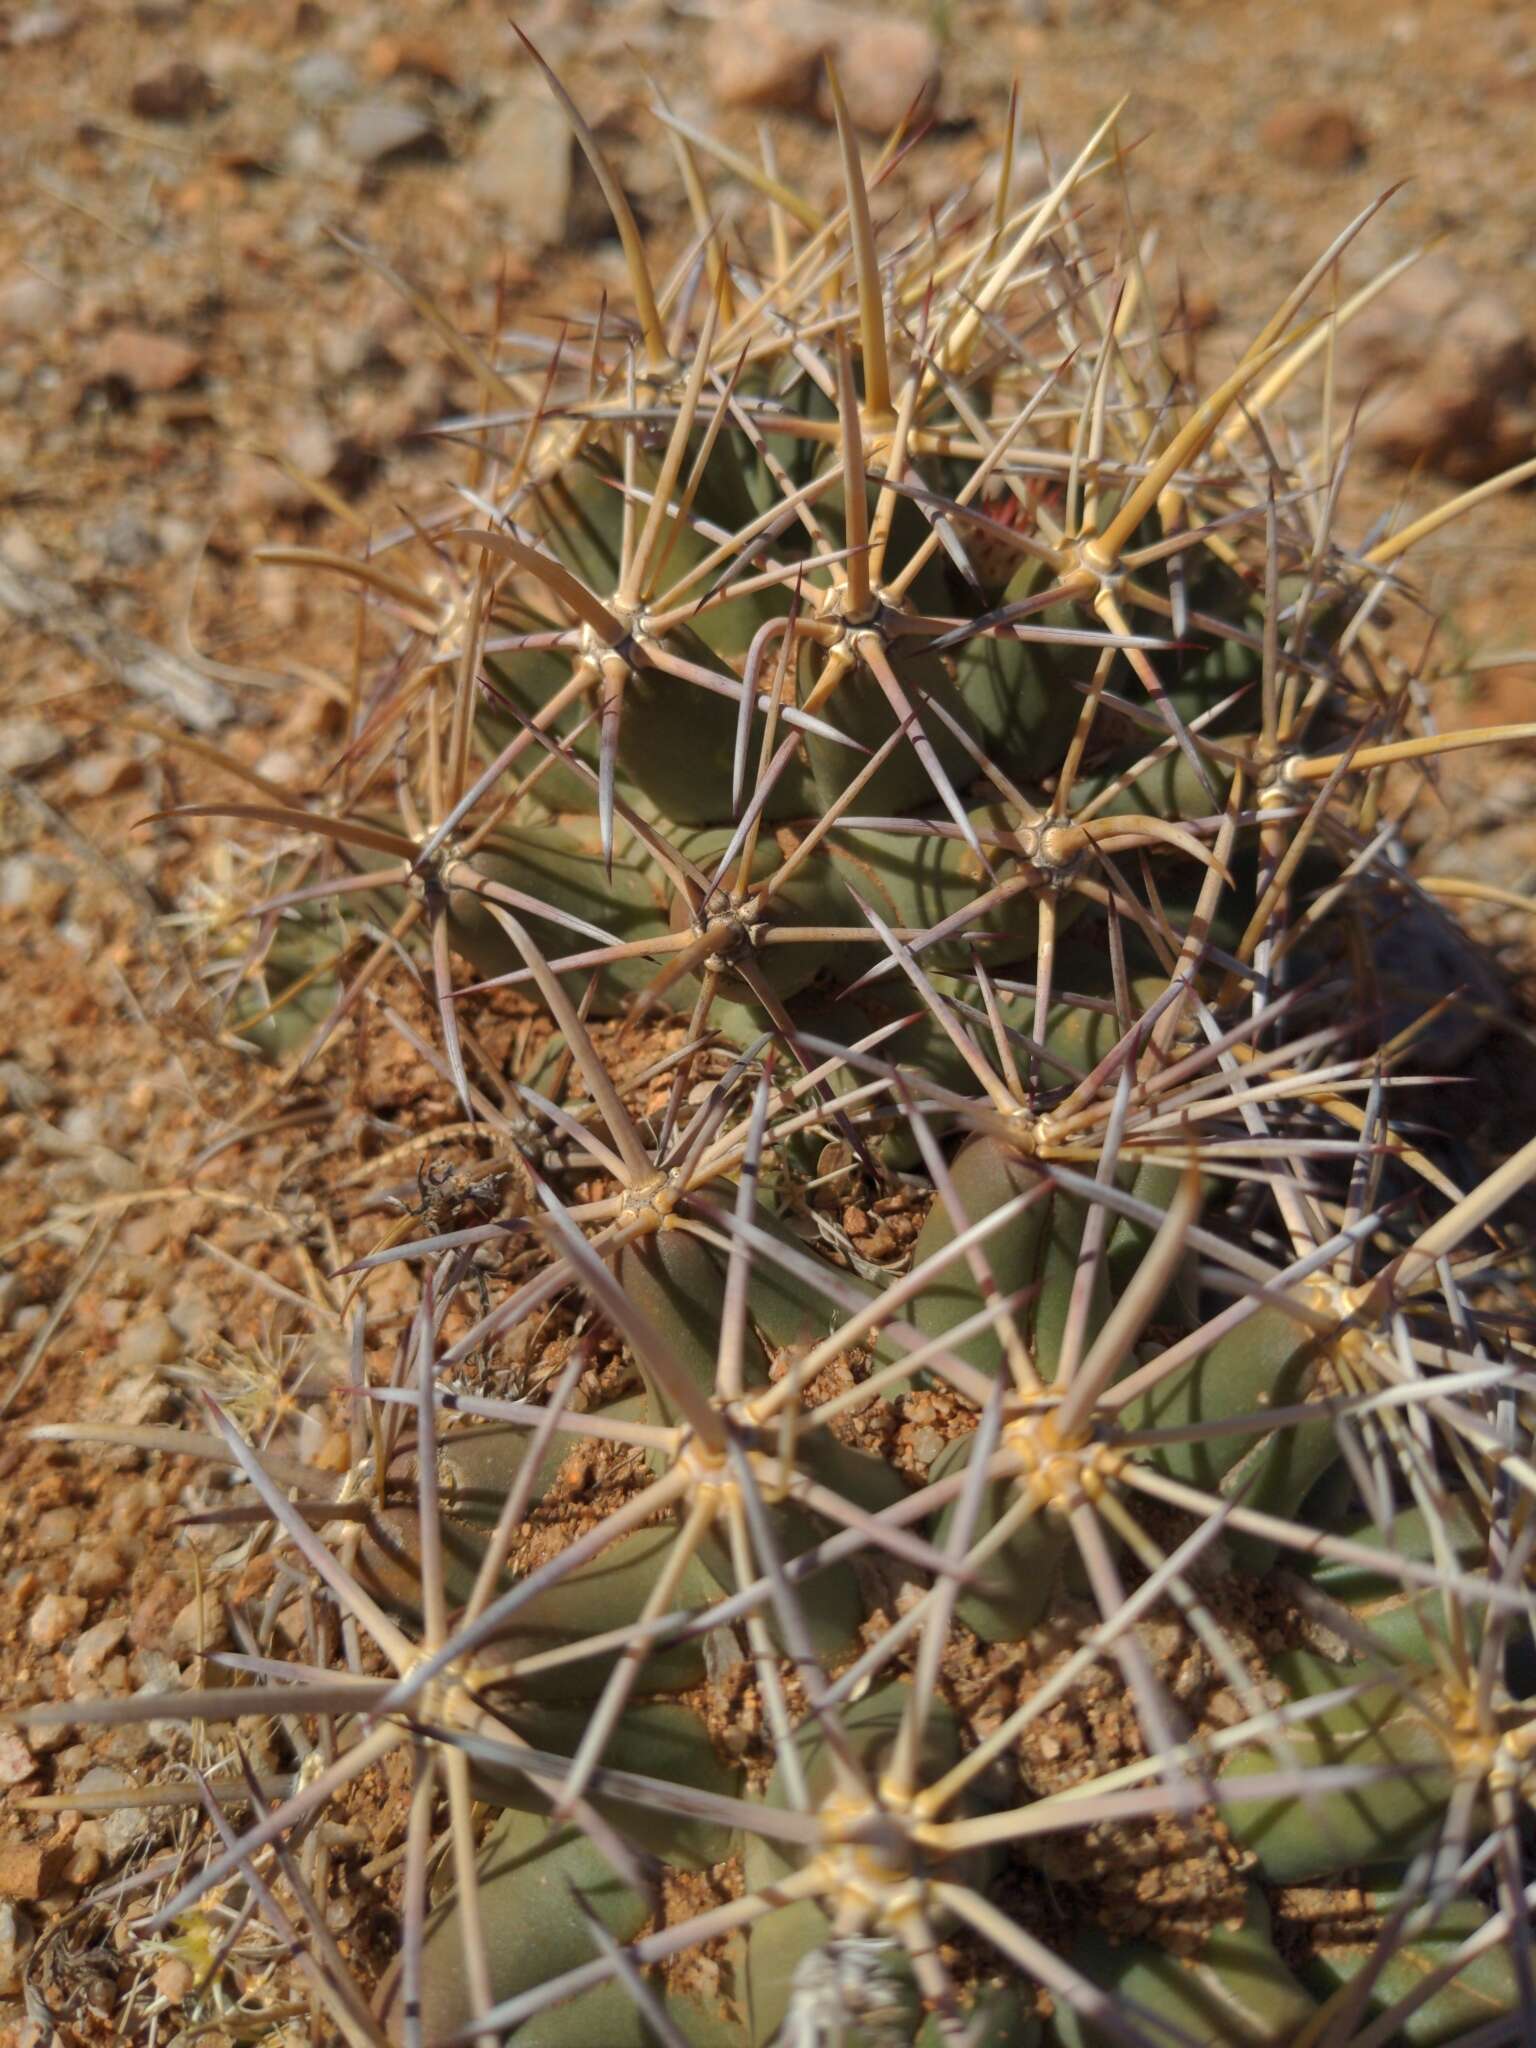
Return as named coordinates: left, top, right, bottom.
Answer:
left=705, top=0, right=939, bottom=134
left=705, top=4, right=822, bottom=114
left=92, top=327, right=202, bottom=395
left=816, top=19, right=940, bottom=135
left=0, top=1733, right=35, bottom=1789
left=1337, top=255, right=1535, bottom=479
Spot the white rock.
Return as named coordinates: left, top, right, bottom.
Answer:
left=469, top=92, right=585, bottom=246
left=12, top=8, right=74, bottom=47
left=75, top=1766, right=155, bottom=1860
left=32, top=1507, right=80, bottom=1553
left=27, top=1592, right=87, bottom=1650
left=337, top=98, right=445, bottom=167
left=0, top=272, right=68, bottom=338
left=116, top=1311, right=180, bottom=1371
left=0, top=720, right=65, bottom=776
left=0, top=1900, right=33, bottom=1997
left=66, top=1619, right=129, bottom=1692
left=292, top=50, right=359, bottom=106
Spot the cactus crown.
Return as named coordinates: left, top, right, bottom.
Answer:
left=21, top=42, right=1536, bottom=2048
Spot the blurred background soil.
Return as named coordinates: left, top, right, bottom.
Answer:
left=1, top=0, right=1535, bottom=2039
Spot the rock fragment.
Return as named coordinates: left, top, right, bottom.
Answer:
left=291, top=50, right=359, bottom=107
left=0, top=1733, right=35, bottom=1789
left=70, top=1544, right=128, bottom=1596
left=1336, top=254, right=1535, bottom=478
left=116, top=1309, right=180, bottom=1372
left=0, top=1899, right=31, bottom=1993
left=471, top=92, right=567, bottom=243
left=66, top=1618, right=129, bottom=1693
left=91, top=327, right=203, bottom=395
left=129, top=58, right=213, bottom=122
left=0, top=1843, right=67, bottom=1900
left=337, top=98, right=447, bottom=168
left=0, top=720, right=65, bottom=776
left=11, top=8, right=75, bottom=46
left=705, top=0, right=939, bottom=134
left=1258, top=100, right=1368, bottom=170
left=0, top=273, right=67, bottom=338
left=27, top=1593, right=87, bottom=1651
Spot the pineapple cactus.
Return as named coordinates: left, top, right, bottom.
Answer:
left=17, top=39, right=1536, bottom=2048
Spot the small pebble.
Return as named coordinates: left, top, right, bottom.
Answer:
left=166, top=1288, right=217, bottom=1346
left=33, top=1507, right=80, bottom=1554
left=91, top=327, right=203, bottom=395
left=65, top=1825, right=105, bottom=1888
left=69, top=1545, right=127, bottom=1597
left=0, top=1058, right=56, bottom=1112
left=0, top=1733, right=36, bottom=1789
left=0, top=1899, right=33, bottom=1994
left=27, top=1593, right=87, bottom=1651
left=118, top=1209, right=173, bottom=1257
left=0, top=856, right=70, bottom=915
left=108, top=1478, right=166, bottom=1533
left=470, top=93, right=583, bottom=245
left=129, top=58, right=213, bottom=122
left=337, top=98, right=446, bottom=167
left=108, top=1372, right=175, bottom=1426
left=0, top=1843, right=67, bottom=1901
left=0, top=720, right=66, bottom=776
left=153, top=1956, right=196, bottom=2005
left=910, top=1426, right=945, bottom=1470
left=705, top=0, right=939, bottom=134
left=66, top=1619, right=129, bottom=1692
left=170, top=1591, right=228, bottom=1654
left=1257, top=100, right=1368, bottom=171
left=90, top=508, right=160, bottom=568
left=11, top=8, right=74, bottom=47
left=291, top=50, right=359, bottom=106
left=0, top=273, right=68, bottom=338
left=116, top=1310, right=180, bottom=1371
left=70, top=751, right=142, bottom=799
left=75, top=1767, right=152, bottom=1859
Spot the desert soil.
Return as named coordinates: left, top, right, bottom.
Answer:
left=2, top=0, right=1535, bottom=2041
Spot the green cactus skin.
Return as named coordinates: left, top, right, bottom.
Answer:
left=1295, top=1498, right=1488, bottom=1668
left=1047, top=1888, right=1318, bottom=2048
left=467, top=1700, right=741, bottom=1867
left=1294, top=1886, right=1522, bottom=2048
left=381, top=1803, right=739, bottom=2046
left=1121, top=1303, right=1349, bottom=1571
left=1218, top=1651, right=1459, bottom=1883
